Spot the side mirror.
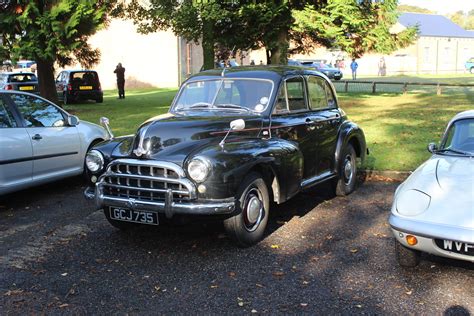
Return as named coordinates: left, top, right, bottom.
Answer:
left=100, top=116, right=114, bottom=139
left=67, top=115, right=80, bottom=126
left=427, top=142, right=438, bottom=153
left=219, top=119, right=246, bottom=148
left=230, top=119, right=245, bottom=131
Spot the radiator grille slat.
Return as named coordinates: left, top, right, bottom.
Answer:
left=99, top=161, right=193, bottom=203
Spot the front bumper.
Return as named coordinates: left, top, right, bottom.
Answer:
left=84, top=185, right=236, bottom=218
left=390, top=214, right=474, bottom=263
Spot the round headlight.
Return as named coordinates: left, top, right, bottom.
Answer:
left=85, top=150, right=104, bottom=173
left=187, top=157, right=211, bottom=183
left=396, top=189, right=431, bottom=216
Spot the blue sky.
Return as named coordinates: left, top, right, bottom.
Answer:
left=399, top=0, right=474, bottom=14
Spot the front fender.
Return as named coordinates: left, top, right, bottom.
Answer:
left=191, top=138, right=303, bottom=201
left=334, top=121, right=367, bottom=173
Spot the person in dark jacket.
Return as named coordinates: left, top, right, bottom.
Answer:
left=114, top=63, right=125, bottom=99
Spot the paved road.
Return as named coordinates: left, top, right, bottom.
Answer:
left=0, top=178, right=473, bottom=314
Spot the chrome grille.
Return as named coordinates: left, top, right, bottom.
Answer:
left=98, top=159, right=196, bottom=203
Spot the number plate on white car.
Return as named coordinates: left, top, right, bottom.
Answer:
left=109, top=207, right=158, bottom=225
left=435, top=239, right=474, bottom=256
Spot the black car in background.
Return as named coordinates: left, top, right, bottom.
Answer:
left=55, top=70, right=103, bottom=104
left=0, top=72, right=39, bottom=94
left=84, top=66, right=367, bottom=247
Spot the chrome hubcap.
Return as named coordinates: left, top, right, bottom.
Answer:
left=244, top=188, right=264, bottom=232
left=344, top=155, right=354, bottom=184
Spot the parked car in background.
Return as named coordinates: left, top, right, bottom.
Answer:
left=55, top=70, right=103, bottom=104
left=390, top=110, right=474, bottom=267
left=214, top=59, right=240, bottom=69
left=465, top=57, right=474, bottom=74
left=0, top=91, right=109, bottom=195
left=84, top=66, right=367, bottom=247
left=309, top=63, right=343, bottom=80
left=0, top=72, right=39, bottom=94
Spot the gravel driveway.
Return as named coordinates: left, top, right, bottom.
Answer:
left=0, top=178, right=473, bottom=314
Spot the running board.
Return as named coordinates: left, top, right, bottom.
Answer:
left=300, top=171, right=337, bottom=190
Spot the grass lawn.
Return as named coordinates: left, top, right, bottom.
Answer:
left=65, top=88, right=473, bottom=172
left=358, top=74, right=474, bottom=85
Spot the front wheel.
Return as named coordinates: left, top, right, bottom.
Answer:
left=334, top=143, right=357, bottom=196
left=224, top=173, right=270, bottom=247
left=395, top=241, right=421, bottom=267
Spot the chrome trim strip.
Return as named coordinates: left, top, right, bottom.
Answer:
left=101, top=183, right=189, bottom=195
left=107, top=159, right=186, bottom=177
left=301, top=171, right=336, bottom=189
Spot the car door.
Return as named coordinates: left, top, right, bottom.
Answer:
left=270, top=76, right=321, bottom=180
left=306, top=75, right=342, bottom=175
left=9, top=93, right=82, bottom=180
left=0, top=94, right=33, bottom=194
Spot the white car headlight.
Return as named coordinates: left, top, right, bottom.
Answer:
left=187, top=157, right=211, bottom=183
left=396, top=189, right=431, bottom=216
left=85, top=150, right=104, bottom=173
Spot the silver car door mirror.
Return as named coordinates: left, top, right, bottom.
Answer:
left=427, top=142, right=437, bottom=153
left=68, top=115, right=80, bottom=126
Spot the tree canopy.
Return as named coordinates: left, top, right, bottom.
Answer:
left=128, top=0, right=417, bottom=68
left=0, top=1, right=123, bottom=102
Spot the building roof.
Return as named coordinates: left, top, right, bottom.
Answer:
left=398, top=13, right=474, bottom=38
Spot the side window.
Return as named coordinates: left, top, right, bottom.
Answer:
left=324, top=82, right=336, bottom=109
left=56, top=72, right=63, bottom=82
left=0, top=98, right=17, bottom=128
left=11, top=94, right=66, bottom=128
left=307, top=76, right=328, bottom=110
left=286, top=77, right=307, bottom=112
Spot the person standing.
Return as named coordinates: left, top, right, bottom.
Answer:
left=378, top=57, right=386, bottom=76
left=114, top=63, right=126, bottom=99
left=350, top=59, right=358, bottom=80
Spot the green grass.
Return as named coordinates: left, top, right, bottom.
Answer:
left=340, top=93, right=473, bottom=171
left=358, top=74, right=474, bottom=85
left=65, top=88, right=474, bottom=172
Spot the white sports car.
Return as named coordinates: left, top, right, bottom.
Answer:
left=389, top=110, right=474, bottom=267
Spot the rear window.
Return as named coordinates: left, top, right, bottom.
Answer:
left=69, top=72, right=99, bottom=86
left=8, top=74, right=37, bottom=82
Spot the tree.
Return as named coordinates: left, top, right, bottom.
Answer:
left=0, top=1, right=123, bottom=102
left=128, top=0, right=416, bottom=68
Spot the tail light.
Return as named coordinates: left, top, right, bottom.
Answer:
left=67, top=84, right=72, bottom=91
left=5, top=84, right=13, bottom=90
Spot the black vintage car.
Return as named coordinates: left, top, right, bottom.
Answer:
left=84, top=66, right=367, bottom=246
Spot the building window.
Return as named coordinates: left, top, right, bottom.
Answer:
left=423, top=47, right=430, bottom=63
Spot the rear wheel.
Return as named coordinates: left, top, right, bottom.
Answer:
left=96, top=95, right=103, bottom=103
left=395, top=241, right=421, bottom=267
left=224, top=172, right=270, bottom=247
left=334, top=143, right=357, bottom=196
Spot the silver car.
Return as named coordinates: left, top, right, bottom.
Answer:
left=390, top=110, right=474, bottom=267
left=0, top=91, right=109, bottom=195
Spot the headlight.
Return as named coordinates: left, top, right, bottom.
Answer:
left=85, top=150, right=104, bottom=173
left=187, top=157, right=211, bottom=183
left=396, top=189, right=431, bottom=216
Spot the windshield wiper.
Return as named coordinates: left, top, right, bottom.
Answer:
left=214, top=103, right=251, bottom=112
left=188, top=102, right=213, bottom=109
left=436, top=148, right=472, bottom=156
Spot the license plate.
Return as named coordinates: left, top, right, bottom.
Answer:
left=109, top=207, right=158, bottom=225
left=79, top=86, right=93, bottom=90
left=19, top=86, right=34, bottom=91
left=435, top=239, right=474, bottom=256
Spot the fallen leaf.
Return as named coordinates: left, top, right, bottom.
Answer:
left=4, top=290, right=23, bottom=296
left=302, top=281, right=309, bottom=285
left=270, top=244, right=280, bottom=249
left=272, top=271, right=285, bottom=277
left=59, top=304, right=69, bottom=308
left=276, top=220, right=286, bottom=225
left=228, top=272, right=236, bottom=277
left=350, top=249, right=358, bottom=253
left=238, top=302, right=244, bottom=307
left=61, top=273, right=68, bottom=277
left=210, top=285, right=218, bottom=289
left=355, top=304, right=363, bottom=308
left=300, top=303, right=308, bottom=307
left=251, top=309, right=258, bottom=313
left=255, top=283, right=264, bottom=288
left=154, top=286, right=161, bottom=292
left=405, top=290, right=413, bottom=295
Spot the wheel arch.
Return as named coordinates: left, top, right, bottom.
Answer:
left=247, top=163, right=282, bottom=204
left=334, top=122, right=367, bottom=174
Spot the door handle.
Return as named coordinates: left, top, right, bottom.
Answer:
left=32, top=134, right=42, bottom=140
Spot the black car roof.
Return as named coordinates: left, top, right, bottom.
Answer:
left=2, top=72, right=36, bottom=76
left=61, top=70, right=97, bottom=73
left=188, top=66, right=325, bottom=82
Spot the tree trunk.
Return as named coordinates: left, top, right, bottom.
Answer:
left=36, top=58, right=58, bottom=104
left=266, top=49, right=271, bottom=65
left=201, top=19, right=215, bottom=70
left=270, top=28, right=289, bottom=65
